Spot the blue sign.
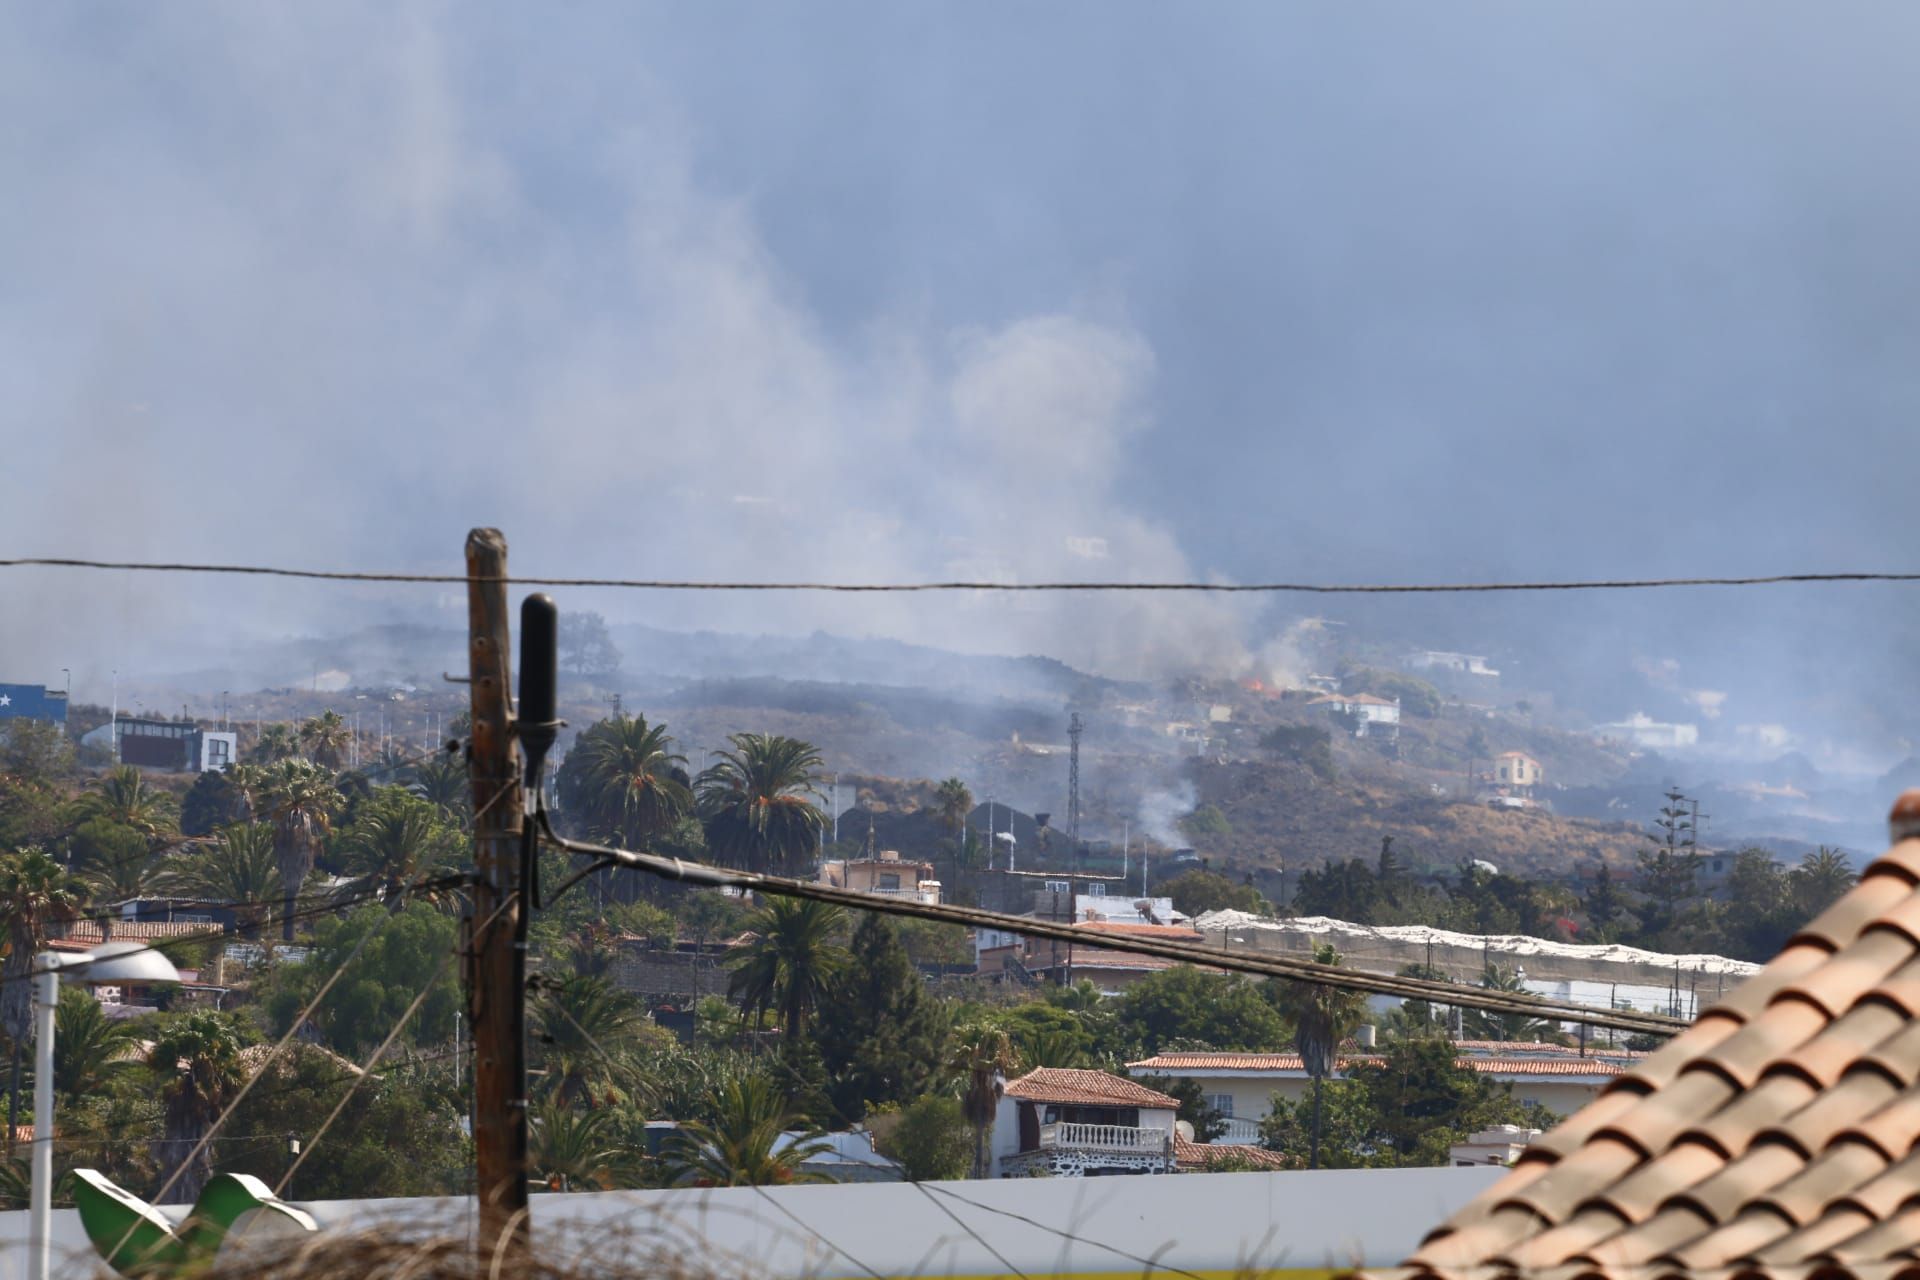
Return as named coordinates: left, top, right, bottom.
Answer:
left=0, top=684, right=67, bottom=723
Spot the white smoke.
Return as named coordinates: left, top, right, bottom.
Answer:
left=1137, top=781, right=1198, bottom=848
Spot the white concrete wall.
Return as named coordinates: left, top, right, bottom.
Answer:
left=0, top=1166, right=1505, bottom=1279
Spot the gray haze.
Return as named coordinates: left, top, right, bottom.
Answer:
left=5, top=4, right=1920, bottom=770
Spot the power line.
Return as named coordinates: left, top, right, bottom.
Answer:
left=6, top=555, right=1920, bottom=594
left=534, top=815, right=1685, bottom=1036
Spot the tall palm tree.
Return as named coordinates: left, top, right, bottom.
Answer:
left=696, top=734, right=825, bottom=875
left=950, top=1026, right=1016, bottom=1179
left=0, top=847, right=88, bottom=1147
left=664, top=1074, right=830, bottom=1187
left=933, top=778, right=972, bottom=838
left=297, top=711, right=352, bottom=769
left=406, top=755, right=471, bottom=830
left=159, top=823, right=282, bottom=939
left=1273, top=944, right=1368, bottom=1170
left=79, top=766, right=179, bottom=843
left=333, top=788, right=461, bottom=911
left=1791, top=847, right=1859, bottom=917
left=531, top=974, right=650, bottom=1107
left=148, top=1011, right=245, bottom=1204
left=726, top=898, right=846, bottom=1046
left=261, top=760, right=340, bottom=941
left=557, top=715, right=693, bottom=849
left=249, top=723, right=301, bottom=765
left=53, top=986, right=143, bottom=1101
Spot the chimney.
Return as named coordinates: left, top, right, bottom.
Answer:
left=1893, top=790, right=1920, bottom=844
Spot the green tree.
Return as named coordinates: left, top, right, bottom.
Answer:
left=555, top=715, right=693, bottom=850
left=1258, top=724, right=1337, bottom=782
left=531, top=973, right=659, bottom=1107
left=0, top=847, right=88, bottom=1111
left=697, top=734, right=825, bottom=875
left=726, top=897, right=846, bottom=1045
left=1272, top=944, right=1368, bottom=1169
left=53, top=986, right=143, bottom=1101
left=665, top=1074, right=829, bottom=1186
left=559, top=610, right=623, bottom=681
left=78, top=765, right=178, bottom=843
left=879, top=1094, right=972, bottom=1181
left=1114, top=966, right=1288, bottom=1056
left=406, top=754, right=471, bottom=830
left=162, top=823, right=283, bottom=939
left=333, top=787, right=463, bottom=910
left=949, top=1026, right=1017, bottom=1179
left=818, top=914, right=949, bottom=1121
left=1160, top=868, right=1269, bottom=918
left=149, top=1010, right=248, bottom=1203
left=1462, top=964, right=1554, bottom=1042
left=180, top=769, right=247, bottom=837
left=530, top=1100, right=637, bottom=1191
left=249, top=723, right=301, bottom=764
left=0, top=721, right=75, bottom=785
left=1344, top=1036, right=1553, bottom=1165
left=297, top=711, right=352, bottom=770
left=932, top=778, right=973, bottom=840
left=1789, top=847, right=1858, bottom=918
left=1179, top=804, right=1232, bottom=842
left=261, top=759, right=340, bottom=940
left=262, top=904, right=459, bottom=1056
left=1637, top=789, right=1701, bottom=935
left=1291, top=859, right=1381, bottom=922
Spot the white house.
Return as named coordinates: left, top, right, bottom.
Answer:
left=1594, top=713, right=1698, bottom=750
left=993, top=1068, right=1180, bottom=1177
left=1308, top=693, right=1402, bottom=739
left=1492, top=751, right=1543, bottom=791
left=1447, top=1124, right=1542, bottom=1168
left=1406, top=651, right=1500, bottom=677
left=1126, top=1050, right=1625, bottom=1143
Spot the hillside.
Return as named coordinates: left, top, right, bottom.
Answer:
left=1184, top=758, right=1648, bottom=886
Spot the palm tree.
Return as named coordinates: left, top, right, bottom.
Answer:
left=664, top=1074, right=830, bottom=1187
left=159, top=824, right=282, bottom=939
left=696, top=734, right=825, bottom=875
left=933, top=777, right=974, bottom=879
left=406, top=755, right=471, bottom=829
left=297, top=711, right=352, bottom=769
left=1273, top=944, right=1368, bottom=1170
left=149, top=1011, right=246, bottom=1204
left=557, top=715, right=693, bottom=849
left=53, top=986, right=143, bottom=1101
left=531, top=974, right=650, bottom=1107
left=333, top=788, right=461, bottom=911
left=78, top=766, right=179, bottom=843
left=950, top=1026, right=1016, bottom=1179
left=1791, top=847, right=1859, bottom=917
left=80, top=848, right=158, bottom=916
left=261, top=760, right=340, bottom=941
left=726, top=897, right=845, bottom=1045
left=529, top=1101, right=634, bottom=1192
left=1464, top=964, right=1555, bottom=1042
left=249, top=723, right=300, bottom=765
left=0, top=847, right=88, bottom=1134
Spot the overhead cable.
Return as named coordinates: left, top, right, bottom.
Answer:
left=5, top=556, right=1920, bottom=594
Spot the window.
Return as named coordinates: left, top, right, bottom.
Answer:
left=1207, top=1093, right=1234, bottom=1118
left=1044, top=880, right=1070, bottom=893
left=877, top=873, right=901, bottom=891
left=1088, top=883, right=1107, bottom=897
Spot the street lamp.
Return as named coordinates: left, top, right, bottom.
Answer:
left=31, top=942, right=183, bottom=1280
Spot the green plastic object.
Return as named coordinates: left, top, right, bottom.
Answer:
left=72, top=1168, right=318, bottom=1276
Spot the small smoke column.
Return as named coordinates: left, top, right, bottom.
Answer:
left=1137, top=781, right=1197, bottom=847
left=1255, top=618, right=1328, bottom=690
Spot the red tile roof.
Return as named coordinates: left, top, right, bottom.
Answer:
left=1173, top=1138, right=1293, bottom=1171
left=1362, top=792, right=1920, bottom=1278
left=1005, top=1067, right=1179, bottom=1109
left=1129, top=1052, right=1624, bottom=1079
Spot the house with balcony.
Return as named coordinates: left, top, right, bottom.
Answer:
left=818, top=850, right=941, bottom=905
left=992, top=1068, right=1179, bottom=1177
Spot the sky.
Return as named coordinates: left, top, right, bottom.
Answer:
left=5, top=4, right=1919, bottom=766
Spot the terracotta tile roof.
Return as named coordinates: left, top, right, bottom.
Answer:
left=1128, top=1052, right=1625, bottom=1079
left=1037, top=951, right=1179, bottom=972
left=1005, top=1067, right=1179, bottom=1109
left=1363, top=792, right=1920, bottom=1278
left=54, top=920, right=213, bottom=942
left=1073, top=921, right=1203, bottom=938
left=1173, top=1138, right=1293, bottom=1170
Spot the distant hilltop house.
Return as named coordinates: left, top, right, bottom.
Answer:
left=0, top=683, right=68, bottom=724
left=1307, top=692, right=1401, bottom=740
left=88, top=717, right=236, bottom=773
left=1405, top=650, right=1500, bottom=677
left=1595, top=711, right=1699, bottom=750
left=1492, top=750, right=1543, bottom=790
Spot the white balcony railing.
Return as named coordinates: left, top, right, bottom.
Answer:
left=1039, top=1122, right=1171, bottom=1153
left=1214, top=1118, right=1262, bottom=1144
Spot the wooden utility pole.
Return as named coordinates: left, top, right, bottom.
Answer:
left=464, top=529, right=530, bottom=1263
